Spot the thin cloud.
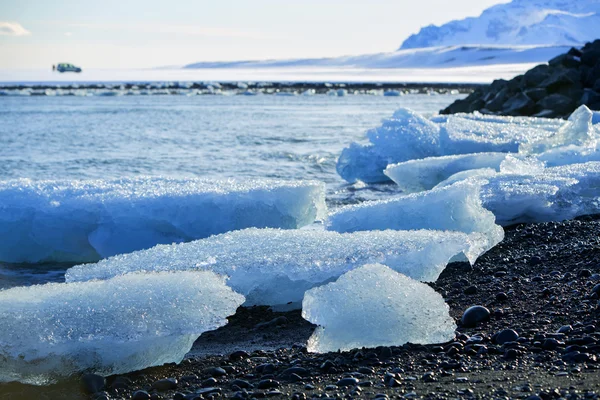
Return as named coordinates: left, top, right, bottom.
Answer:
left=67, top=22, right=264, bottom=39
left=0, top=22, right=31, bottom=36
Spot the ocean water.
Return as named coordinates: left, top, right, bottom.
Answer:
left=0, top=94, right=461, bottom=289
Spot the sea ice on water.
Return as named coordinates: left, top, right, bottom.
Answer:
left=0, top=177, right=326, bottom=263
left=302, top=264, right=456, bottom=353
left=384, top=152, right=508, bottom=193
left=336, top=108, right=562, bottom=184
left=326, top=180, right=504, bottom=263
left=479, top=161, right=600, bottom=226
left=66, top=228, right=474, bottom=307
left=337, top=109, right=442, bottom=183
left=438, top=113, right=558, bottom=155
left=521, top=105, right=599, bottom=154
left=0, top=271, right=244, bottom=385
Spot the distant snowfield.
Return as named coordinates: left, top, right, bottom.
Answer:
left=185, top=45, right=569, bottom=70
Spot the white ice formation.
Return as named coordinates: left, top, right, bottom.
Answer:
left=0, top=271, right=244, bottom=384
left=302, top=264, right=456, bottom=353
left=337, top=107, right=562, bottom=183
left=326, top=180, right=504, bottom=262
left=479, top=161, right=600, bottom=226
left=65, top=228, right=473, bottom=307
left=0, top=177, right=326, bottom=263
left=384, top=152, right=508, bottom=193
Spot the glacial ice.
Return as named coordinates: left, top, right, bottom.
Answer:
left=0, top=271, right=244, bottom=384
left=66, top=228, right=474, bottom=307
left=336, top=109, right=442, bottom=183
left=384, top=152, right=508, bottom=193
left=479, top=162, right=600, bottom=226
left=0, top=177, right=326, bottom=263
left=336, top=107, right=562, bottom=183
left=326, top=180, right=504, bottom=262
left=302, top=264, right=456, bottom=353
left=521, top=105, right=599, bottom=154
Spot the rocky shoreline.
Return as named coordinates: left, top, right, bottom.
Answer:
left=441, top=40, right=600, bottom=118
left=3, top=216, right=600, bottom=399
left=0, top=82, right=478, bottom=97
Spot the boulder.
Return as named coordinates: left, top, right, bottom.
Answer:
left=440, top=40, right=600, bottom=117
left=502, top=92, right=535, bottom=116
left=523, top=64, right=551, bottom=88
left=537, top=94, right=576, bottom=116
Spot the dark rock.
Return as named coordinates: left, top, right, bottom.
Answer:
left=336, top=377, right=359, bottom=387
left=548, top=53, right=581, bottom=69
left=257, top=379, right=279, bottom=389
left=495, top=329, right=519, bottom=345
left=542, top=338, right=560, bottom=350
left=320, top=360, right=335, bottom=371
left=503, top=92, right=535, bottom=116
left=540, top=69, right=581, bottom=93
left=229, top=350, right=250, bottom=361
left=255, top=316, right=288, bottom=329
left=537, top=94, right=576, bottom=116
left=464, top=285, right=477, bottom=295
left=206, top=366, right=227, bottom=377
left=132, top=391, right=151, bottom=400
left=524, top=87, right=547, bottom=102
left=81, top=374, right=106, bottom=394
left=201, top=377, right=218, bottom=387
left=524, top=64, right=551, bottom=87
left=461, top=305, right=491, bottom=327
left=581, top=89, right=600, bottom=109
left=582, top=49, right=600, bottom=67
left=495, top=292, right=508, bottom=302
left=485, top=88, right=509, bottom=111
left=151, top=378, right=177, bottom=392
left=231, top=379, right=253, bottom=389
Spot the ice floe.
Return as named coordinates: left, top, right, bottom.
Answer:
left=66, top=228, right=474, bottom=307
left=384, top=152, right=508, bottom=193
left=302, top=264, right=456, bottom=353
left=0, top=271, right=244, bottom=384
left=327, top=180, right=504, bottom=262
left=0, top=177, right=326, bottom=264
left=479, top=161, right=600, bottom=226
left=336, top=107, right=565, bottom=183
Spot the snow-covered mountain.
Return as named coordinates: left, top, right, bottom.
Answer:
left=401, top=0, right=600, bottom=49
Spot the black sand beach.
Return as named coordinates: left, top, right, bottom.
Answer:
left=3, top=216, right=600, bottom=400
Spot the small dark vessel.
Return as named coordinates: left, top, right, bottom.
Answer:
left=56, top=63, right=82, bottom=73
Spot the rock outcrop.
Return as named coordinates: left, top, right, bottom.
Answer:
left=441, top=40, right=600, bottom=118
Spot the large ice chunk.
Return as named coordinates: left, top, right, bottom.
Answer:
left=336, top=108, right=561, bottom=184
left=0, top=271, right=244, bottom=384
left=480, top=162, right=600, bottom=225
left=0, top=177, right=326, bottom=264
left=384, top=152, right=508, bottom=193
left=302, top=264, right=456, bottom=353
left=66, top=228, right=474, bottom=307
left=439, top=113, right=557, bottom=155
left=326, top=180, right=504, bottom=262
left=336, top=109, right=442, bottom=183
left=521, top=106, right=599, bottom=154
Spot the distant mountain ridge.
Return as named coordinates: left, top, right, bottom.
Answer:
left=401, top=0, right=600, bottom=49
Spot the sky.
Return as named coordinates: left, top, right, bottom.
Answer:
left=0, top=0, right=510, bottom=69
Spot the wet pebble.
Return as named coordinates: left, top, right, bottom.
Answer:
left=461, top=305, right=491, bottom=327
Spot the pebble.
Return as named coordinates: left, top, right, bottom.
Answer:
left=336, top=377, right=359, bottom=387
left=496, top=292, right=509, bottom=302
left=495, top=329, right=519, bottom=344
left=151, top=378, right=177, bottom=391
left=257, top=379, right=279, bottom=389
left=206, top=366, right=227, bottom=377
left=131, top=390, right=151, bottom=400
left=81, top=373, right=106, bottom=394
left=461, top=305, right=491, bottom=327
